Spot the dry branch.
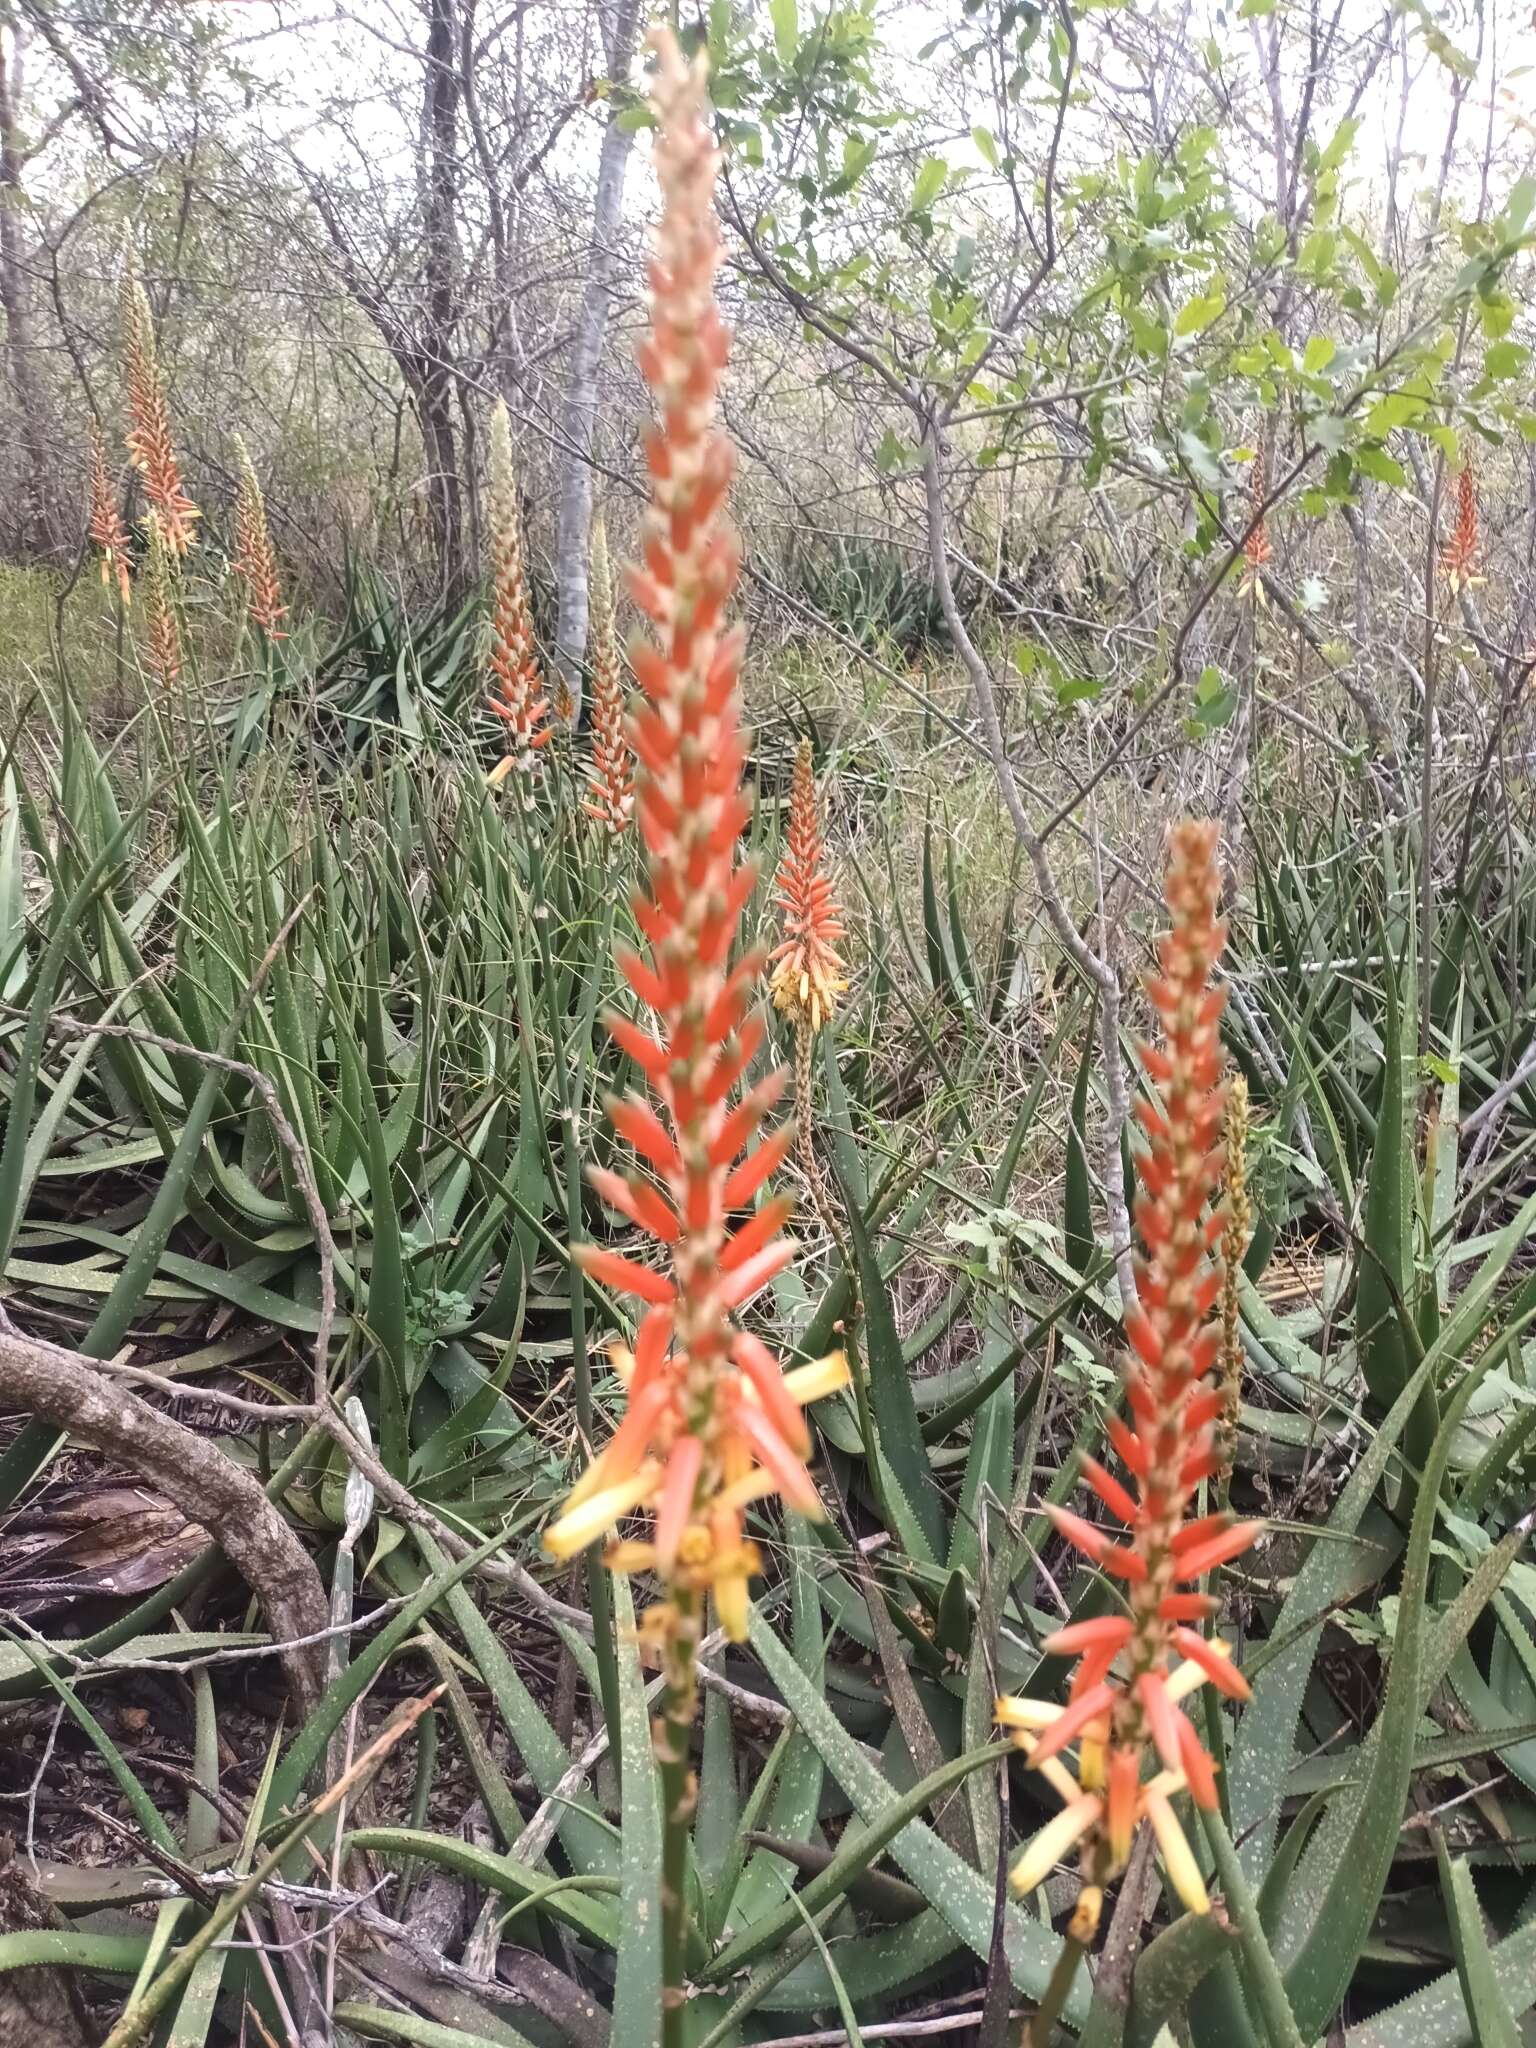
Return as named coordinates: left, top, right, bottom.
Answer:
left=0, top=1319, right=328, bottom=1713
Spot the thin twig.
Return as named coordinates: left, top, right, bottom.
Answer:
left=0, top=1598, right=411, bottom=1678
left=919, top=426, right=1138, bottom=1308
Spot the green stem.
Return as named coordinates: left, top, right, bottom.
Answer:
left=1025, top=1926, right=1090, bottom=2047
left=1203, top=1676, right=1233, bottom=1832
left=1419, top=490, right=1441, bottom=1056
left=793, top=1019, right=846, bottom=1267
left=657, top=1589, right=702, bottom=2048
left=1202, top=1809, right=1307, bottom=2048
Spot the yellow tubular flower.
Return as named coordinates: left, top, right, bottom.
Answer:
left=1008, top=1797, right=1104, bottom=1898
left=543, top=1463, right=663, bottom=1561
left=1144, top=1785, right=1211, bottom=1914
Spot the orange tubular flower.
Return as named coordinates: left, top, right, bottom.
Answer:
left=582, top=513, right=634, bottom=838
left=997, top=822, right=1261, bottom=1930
left=233, top=434, right=288, bottom=638
left=1440, top=466, right=1480, bottom=591
left=768, top=739, right=847, bottom=1035
left=121, top=266, right=199, bottom=558
left=543, top=32, right=847, bottom=1662
left=140, top=513, right=182, bottom=692
left=88, top=424, right=132, bottom=606
left=485, top=397, right=552, bottom=797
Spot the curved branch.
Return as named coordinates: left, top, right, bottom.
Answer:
left=0, top=1320, right=328, bottom=1713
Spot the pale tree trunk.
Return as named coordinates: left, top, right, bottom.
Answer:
left=552, top=0, right=641, bottom=712
left=421, top=0, right=465, bottom=599
left=0, top=25, right=56, bottom=558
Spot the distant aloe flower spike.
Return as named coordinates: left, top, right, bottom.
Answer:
left=1218, top=1073, right=1251, bottom=1500
left=997, top=822, right=1261, bottom=1939
left=542, top=28, right=848, bottom=1666
left=582, top=514, right=634, bottom=838
left=1242, top=435, right=1271, bottom=599
left=769, top=738, right=849, bottom=1241
left=87, top=424, right=132, bottom=606
left=769, top=739, right=847, bottom=1036
left=485, top=398, right=552, bottom=798
left=232, top=435, right=288, bottom=638
left=140, top=512, right=182, bottom=692
left=1440, top=465, right=1480, bottom=591
left=120, top=262, right=199, bottom=558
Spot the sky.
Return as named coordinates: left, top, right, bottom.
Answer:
left=21, top=0, right=1536, bottom=251
left=206, top=0, right=1536, bottom=213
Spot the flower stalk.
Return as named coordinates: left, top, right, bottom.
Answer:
left=1241, top=432, right=1272, bottom=601
left=997, top=823, right=1260, bottom=1982
left=583, top=513, right=635, bottom=839
left=233, top=434, right=288, bottom=638
left=485, top=397, right=552, bottom=801
left=88, top=425, right=132, bottom=606
left=769, top=736, right=849, bottom=1253
left=1439, top=465, right=1480, bottom=591
left=769, top=740, right=846, bottom=1041
left=1217, top=1072, right=1250, bottom=1502
left=121, top=261, right=199, bottom=558
left=542, top=31, right=846, bottom=2036
left=140, top=512, right=182, bottom=693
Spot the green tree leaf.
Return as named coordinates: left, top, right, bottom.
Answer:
left=770, top=0, right=798, bottom=65
left=910, top=155, right=947, bottom=215
left=1175, top=290, right=1226, bottom=337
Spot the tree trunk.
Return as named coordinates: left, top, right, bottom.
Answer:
left=0, top=27, right=57, bottom=559
left=552, top=0, right=641, bottom=710
left=421, top=0, right=464, bottom=599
